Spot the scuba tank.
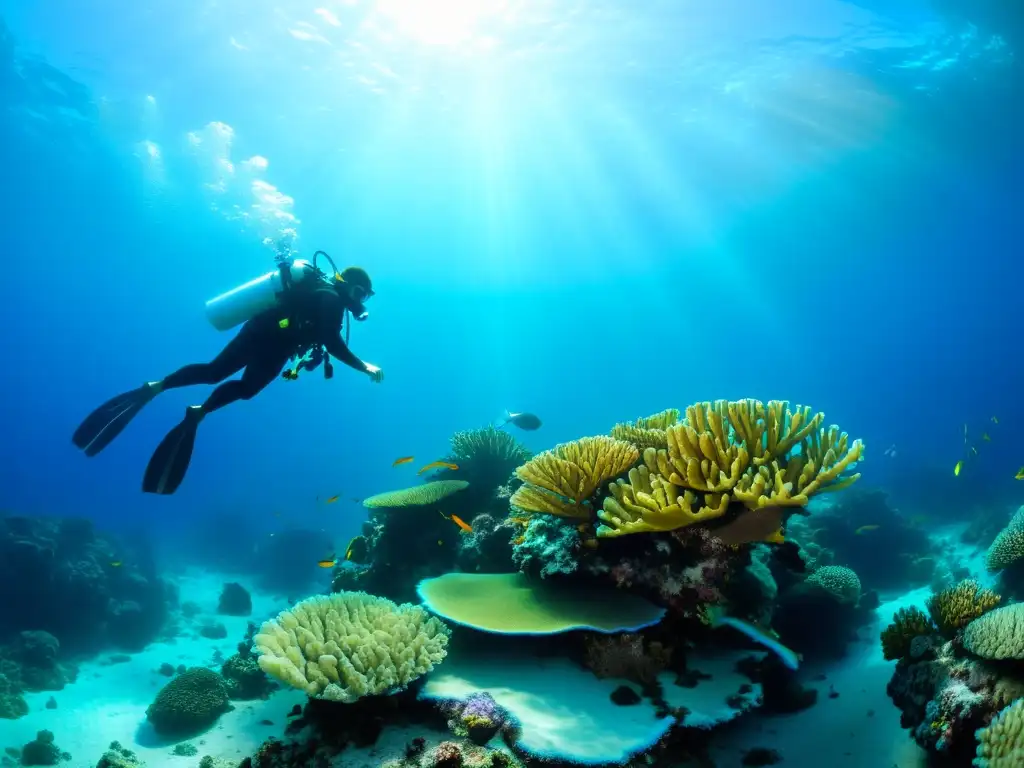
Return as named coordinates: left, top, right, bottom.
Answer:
left=205, top=259, right=319, bottom=331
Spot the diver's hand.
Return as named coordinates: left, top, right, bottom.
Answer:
left=364, top=363, right=384, bottom=383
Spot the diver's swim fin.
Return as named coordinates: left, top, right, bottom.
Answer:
left=142, top=406, right=204, bottom=495
left=72, top=382, right=162, bottom=457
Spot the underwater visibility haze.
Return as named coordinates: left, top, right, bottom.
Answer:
left=0, top=0, right=1023, bottom=766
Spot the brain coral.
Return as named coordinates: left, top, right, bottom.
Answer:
left=806, top=565, right=861, bottom=604
left=963, top=604, right=1024, bottom=660
left=253, top=591, right=450, bottom=703
left=145, top=668, right=230, bottom=735
left=976, top=699, right=1024, bottom=767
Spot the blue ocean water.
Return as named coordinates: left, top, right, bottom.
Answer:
left=0, top=1, right=1022, bottom=765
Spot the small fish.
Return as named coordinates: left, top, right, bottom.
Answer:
left=707, top=607, right=800, bottom=670
left=392, top=456, right=414, bottom=467
left=1016, top=467, right=1024, bottom=481
left=109, top=561, right=123, bottom=568
left=855, top=525, right=880, bottom=535
left=449, top=514, right=472, bottom=533
left=982, top=433, right=991, bottom=442
left=317, top=556, right=338, bottom=568
left=954, top=461, right=963, bottom=477
left=963, top=423, right=968, bottom=444
left=970, top=446, right=979, bottom=456
left=993, top=416, right=1000, bottom=424
left=883, top=444, right=897, bottom=458
left=501, top=410, right=542, bottom=431
left=344, top=536, right=368, bottom=564
left=325, top=495, right=340, bottom=504
left=437, top=540, right=444, bottom=546
left=417, top=460, right=459, bottom=475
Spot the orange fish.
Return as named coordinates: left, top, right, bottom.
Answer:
left=325, top=495, right=340, bottom=504
left=393, top=456, right=414, bottom=467
left=317, top=558, right=338, bottom=568
left=449, top=514, right=473, bottom=533
left=417, top=461, right=459, bottom=475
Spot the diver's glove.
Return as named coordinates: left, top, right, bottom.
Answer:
left=363, top=363, right=384, bottom=383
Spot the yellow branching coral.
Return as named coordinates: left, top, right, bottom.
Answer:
left=926, top=579, right=1001, bottom=637
left=511, top=436, right=638, bottom=519
left=610, top=409, right=680, bottom=450
left=597, top=462, right=730, bottom=537
left=645, top=406, right=750, bottom=494
left=732, top=424, right=864, bottom=508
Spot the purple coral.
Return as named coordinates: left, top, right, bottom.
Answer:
left=439, top=693, right=510, bottom=746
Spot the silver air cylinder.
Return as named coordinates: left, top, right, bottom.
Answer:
left=205, top=259, right=315, bottom=331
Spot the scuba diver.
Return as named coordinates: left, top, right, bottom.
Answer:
left=72, top=251, right=383, bottom=495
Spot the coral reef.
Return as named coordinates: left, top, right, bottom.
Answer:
left=216, top=583, right=252, bottom=616
left=927, top=579, right=1001, bottom=637
left=510, top=515, right=580, bottom=578
left=789, top=489, right=934, bottom=589
left=145, top=667, right=231, bottom=736
left=881, top=607, right=937, bottom=661
left=986, top=506, right=1024, bottom=572
left=455, top=514, right=517, bottom=574
left=95, top=742, right=142, bottom=768
left=0, top=631, right=77, bottom=691
left=0, top=673, right=27, bottom=720
left=254, top=591, right=450, bottom=702
left=221, top=623, right=275, bottom=700
left=772, top=564, right=873, bottom=660
left=438, top=692, right=513, bottom=745
left=430, top=426, right=532, bottom=516
left=20, top=731, right=64, bottom=767
left=511, top=436, right=639, bottom=519
left=0, top=516, right=172, bottom=653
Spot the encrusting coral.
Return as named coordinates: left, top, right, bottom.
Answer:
left=511, top=436, right=639, bottom=519
left=253, top=592, right=450, bottom=702
left=881, top=607, right=937, bottom=661
left=926, top=579, right=1001, bottom=637
left=363, top=480, right=470, bottom=509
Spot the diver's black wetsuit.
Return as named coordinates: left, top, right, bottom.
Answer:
left=161, top=287, right=365, bottom=413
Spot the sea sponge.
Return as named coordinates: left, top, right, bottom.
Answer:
left=986, top=506, right=1024, bottom=571
left=597, top=461, right=730, bottom=538
left=145, top=667, right=231, bottom=735
left=417, top=572, right=665, bottom=634
left=806, top=565, right=862, bottom=604
left=881, top=607, right=937, bottom=661
left=363, top=480, right=469, bottom=509
left=253, top=591, right=450, bottom=702
left=610, top=409, right=681, bottom=450
left=963, top=604, right=1024, bottom=660
left=927, top=580, right=1001, bottom=637
left=511, top=436, right=639, bottom=519
left=975, top=698, right=1024, bottom=766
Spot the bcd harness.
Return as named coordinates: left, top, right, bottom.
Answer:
left=275, top=250, right=353, bottom=382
